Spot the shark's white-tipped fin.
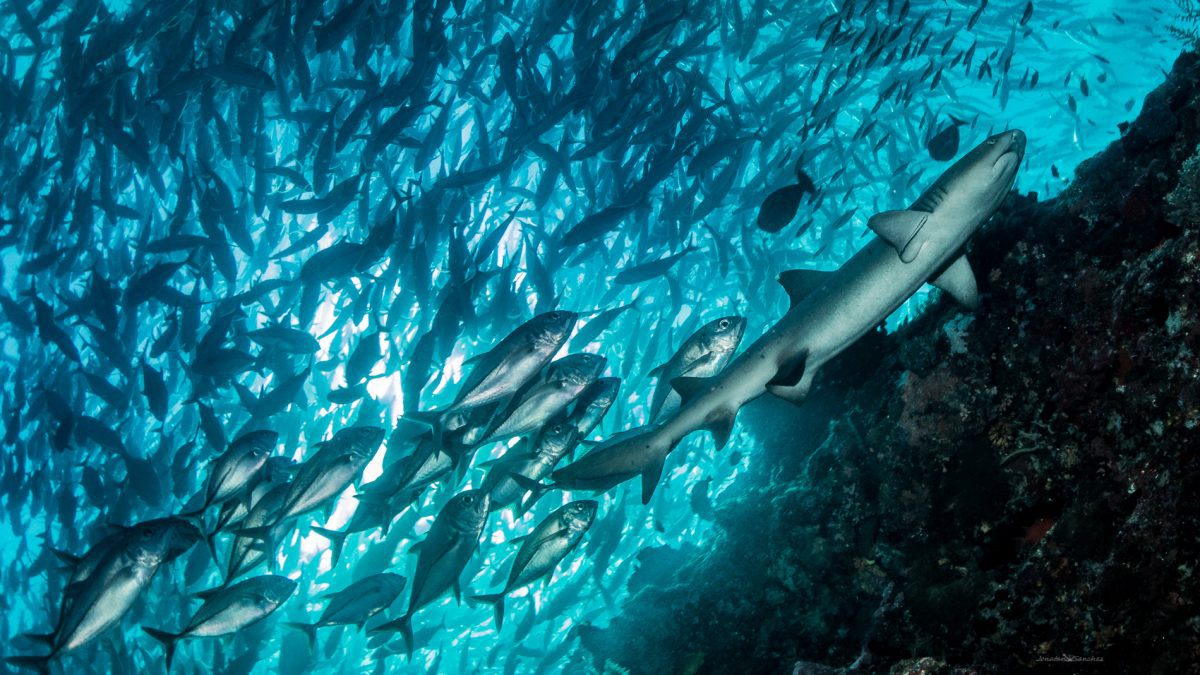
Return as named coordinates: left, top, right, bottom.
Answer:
left=931, top=255, right=979, bottom=309
left=777, top=269, right=833, bottom=309
left=868, top=210, right=929, bottom=262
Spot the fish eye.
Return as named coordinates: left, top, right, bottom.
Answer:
left=718, top=319, right=730, bottom=329
left=987, top=138, right=997, bottom=145
left=462, top=494, right=474, bottom=504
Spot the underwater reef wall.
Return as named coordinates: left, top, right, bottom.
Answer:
left=578, top=51, right=1200, bottom=675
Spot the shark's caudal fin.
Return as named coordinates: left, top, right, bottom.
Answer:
left=670, top=376, right=737, bottom=450
left=868, top=210, right=929, bottom=262
left=930, top=255, right=979, bottom=309
left=142, top=627, right=182, bottom=670
left=310, top=526, right=349, bottom=566
left=284, top=622, right=318, bottom=650
left=469, top=593, right=506, bottom=630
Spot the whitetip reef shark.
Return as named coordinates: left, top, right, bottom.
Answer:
left=550, top=129, right=1027, bottom=503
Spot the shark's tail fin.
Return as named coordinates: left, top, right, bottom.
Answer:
left=469, top=593, right=506, bottom=630
left=310, top=526, right=349, bottom=567
left=142, top=627, right=182, bottom=671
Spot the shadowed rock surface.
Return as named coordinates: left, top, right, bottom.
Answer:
left=578, top=51, right=1200, bottom=675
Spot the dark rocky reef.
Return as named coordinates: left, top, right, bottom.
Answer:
left=579, top=51, right=1200, bottom=675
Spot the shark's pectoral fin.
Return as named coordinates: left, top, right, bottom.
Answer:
left=930, top=255, right=979, bottom=309
left=767, top=365, right=818, bottom=408
left=704, top=408, right=737, bottom=450
left=868, top=210, right=929, bottom=262
left=767, top=350, right=809, bottom=389
left=641, top=456, right=665, bottom=505
left=670, top=375, right=711, bottom=406
left=777, top=270, right=833, bottom=309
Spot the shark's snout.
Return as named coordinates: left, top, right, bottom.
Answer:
left=1008, top=129, right=1027, bottom=158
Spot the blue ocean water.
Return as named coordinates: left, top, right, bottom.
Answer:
left=0, top=0, right=1187, bottom=672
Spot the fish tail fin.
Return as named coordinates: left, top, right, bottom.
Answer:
left=142, top=627, right=181, bottom=670
left=508, top=473, right=550, bottom=517
left=397, top=614, right=414, bottom=660
left=310, top=526, right=348, bottom=566
left=47, top=547, right=80, bottom=568
left=370, top=614, right=415, bottom=659
left=469, top=593, right=506, bottom=630
left=400, top=410, right=443, bottom=449
left=19, top=632, right=55, bottom=648
left=5, top=655, right=51, bottom=674
left=202, top=528, right=219, bottom=563
left=284, top=622, right=318, bottom=651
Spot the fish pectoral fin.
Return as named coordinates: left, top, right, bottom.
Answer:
left=868, top=210, right=929, bottom=262
left=930, top=254, right=979, bottom=309
left=669, top=375, right=712, bottom=406
left=677, top=352, right=719, bottom=377
left=777, top=269, right=833, bottom=308
left=703, top=408, right=737, bottom=451
left=641, top=456, right=666, bottom=505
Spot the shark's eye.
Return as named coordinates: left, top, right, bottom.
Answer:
left=987, top=138, right=997, bottom=145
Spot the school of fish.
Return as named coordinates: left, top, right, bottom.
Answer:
left=0, top=0, right=1181, bottom=672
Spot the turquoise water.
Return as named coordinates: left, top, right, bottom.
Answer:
left=0, top=0, right=1187, bottom=672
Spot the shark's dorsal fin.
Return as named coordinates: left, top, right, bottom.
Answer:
left=868, top=210, right=929, bottom=262
left=641, top=456, right=665, bottom=505
left=670, top=375, right=710, bottom=406
left=704, top=408, right=737, bottom=450
left=777, top=269, right=832, bottom=309
left=931, top=255, right=979, bottom=309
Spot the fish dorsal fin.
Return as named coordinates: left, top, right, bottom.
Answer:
left=777, top=269, right=833, bottom=309
left=641, top=456, right=665, bottom=505
left=647, top=363, right=665, bottom=378
left=868, top=210, right=929, bottom=262
left=930, top=255, right=979, bottom=309
left=670, top=375, right=711, bottom=406
left=703, top=408, right=737, bottom=451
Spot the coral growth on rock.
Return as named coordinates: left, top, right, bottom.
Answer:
left=579, top=52, right=1200, bottom=675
